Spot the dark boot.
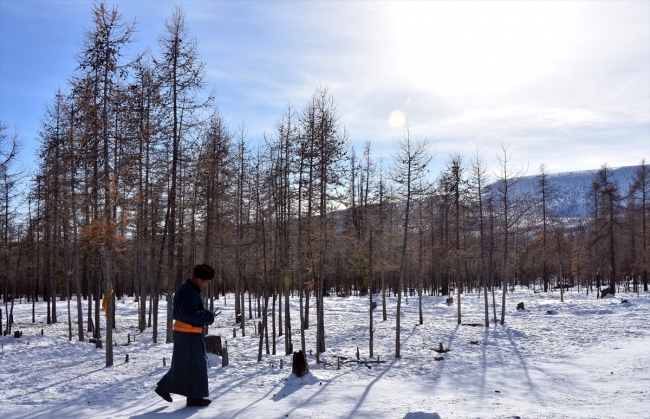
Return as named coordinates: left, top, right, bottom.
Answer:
left=187, top=397, right=211, bottom=407
left=155, top=387, right=173, bottom=403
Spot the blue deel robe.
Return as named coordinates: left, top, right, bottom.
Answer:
left=157, top=279, right=214, bottom=398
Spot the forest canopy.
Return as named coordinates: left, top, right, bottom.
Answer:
left=1, top=1, right=647, bottom=367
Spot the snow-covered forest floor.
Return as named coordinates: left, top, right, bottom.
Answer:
left=1, top=287, right=648, bottom=419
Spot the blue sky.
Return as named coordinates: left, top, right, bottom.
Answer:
left=1, top=0, right=648, bottom=177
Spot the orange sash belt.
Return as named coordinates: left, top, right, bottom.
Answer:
left=173, top=320, right=203, bottom=333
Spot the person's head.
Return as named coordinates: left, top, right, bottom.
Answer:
left=190, top=264, right=215, bottom=291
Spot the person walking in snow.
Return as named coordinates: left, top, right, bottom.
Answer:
left=155, top=264, right=217, bottom=407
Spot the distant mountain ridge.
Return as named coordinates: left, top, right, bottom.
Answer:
left=510, top=165, right=640, bottom=218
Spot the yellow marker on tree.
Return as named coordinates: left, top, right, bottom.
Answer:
left=102, top=290, right=114, bottom=317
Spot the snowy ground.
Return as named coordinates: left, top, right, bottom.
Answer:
left=1, top=287, right=648, bottom=419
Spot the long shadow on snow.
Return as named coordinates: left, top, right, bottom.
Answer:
left=107, top=367, right=253, bottom=419
left=501, top=325, right=590, bottom=399
left=270, top=372, right=321, bottom=402
left=344, top=356, right=400, bottom=418
left=453, top=323, right=541, bottom=396
left=217, top=373, right=282, bottom=419
left=10, top=364, right=107, bottom=402
left=226, top=356, right=357, bottom=419
left=128, top=406, right=197, bottom=419
left=260, top=327, right=423, bottom=419
left=206, top=362, right=284, bottom=401
left=344, top=323, right=432, bottom=418
left=504, top=326, right=540, bottom=398
left=278, top=371, right=335, bottom=418
left=478, top=326, right=491, bottom=394
left=446, top=323, right=460, bottom=352
left=470, top=324, right=513, bottom=395
left=12, top=373, right=191, bottom=419
left=193, top=361, right=294, bottom=419
left=414, top=323, right=460, bottom=393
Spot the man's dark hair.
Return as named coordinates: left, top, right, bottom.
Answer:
left=193, top=264, right=215, bottom=280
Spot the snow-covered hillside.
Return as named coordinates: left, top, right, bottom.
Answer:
left=508, top=165, right=639, bottom=218
left=1, top=288, right=648, bottom=418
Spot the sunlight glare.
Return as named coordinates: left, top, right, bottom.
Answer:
left=389, top=110, right=406, bottom=127
left=383, top=2, right=578, bottom=96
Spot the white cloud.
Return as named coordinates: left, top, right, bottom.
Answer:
left=0, top=0, right=647, bottom=175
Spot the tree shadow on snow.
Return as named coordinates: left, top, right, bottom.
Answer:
left=12, top=372, right=191, bottom=419
left=12, top=396, right=195, bottom=419
left=10, top=366, right=106, bottom=401
left=276, top=371, right=334, bottom=418
left=504, top=326, right=540, bottom=397
left=128, top=406, right=198, bottom=419
left=216, top=367, right=320, bottom=419
left=204, top=363, right=284, bottom=418
left=345, top=355, right=401, bottom=418
left=424, top=323, right=460, bottom=380
left=502, top=326, right=588, bottom=399
left=271, top=371, right=321, bottom=402
left=477, top=326, right=491, bottom=393
left=404, top=412, right=442, bottom=419
left=446, top=323, right=460, bottom=351
left=275, top=351, right=402, bottom=419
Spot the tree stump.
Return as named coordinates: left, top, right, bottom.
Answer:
left=433, top=343, right=450, bottom=353
left=222, top=347, right=229, bottom=367
left=516, top=302, right=525, bottom=311
left=292, top=350, right=309, bottom=377
left=205, top=335, right=222, bottom=356
left=13, top=331, right=20, bottom=338
left=371, top=301, right=377, bottom=310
